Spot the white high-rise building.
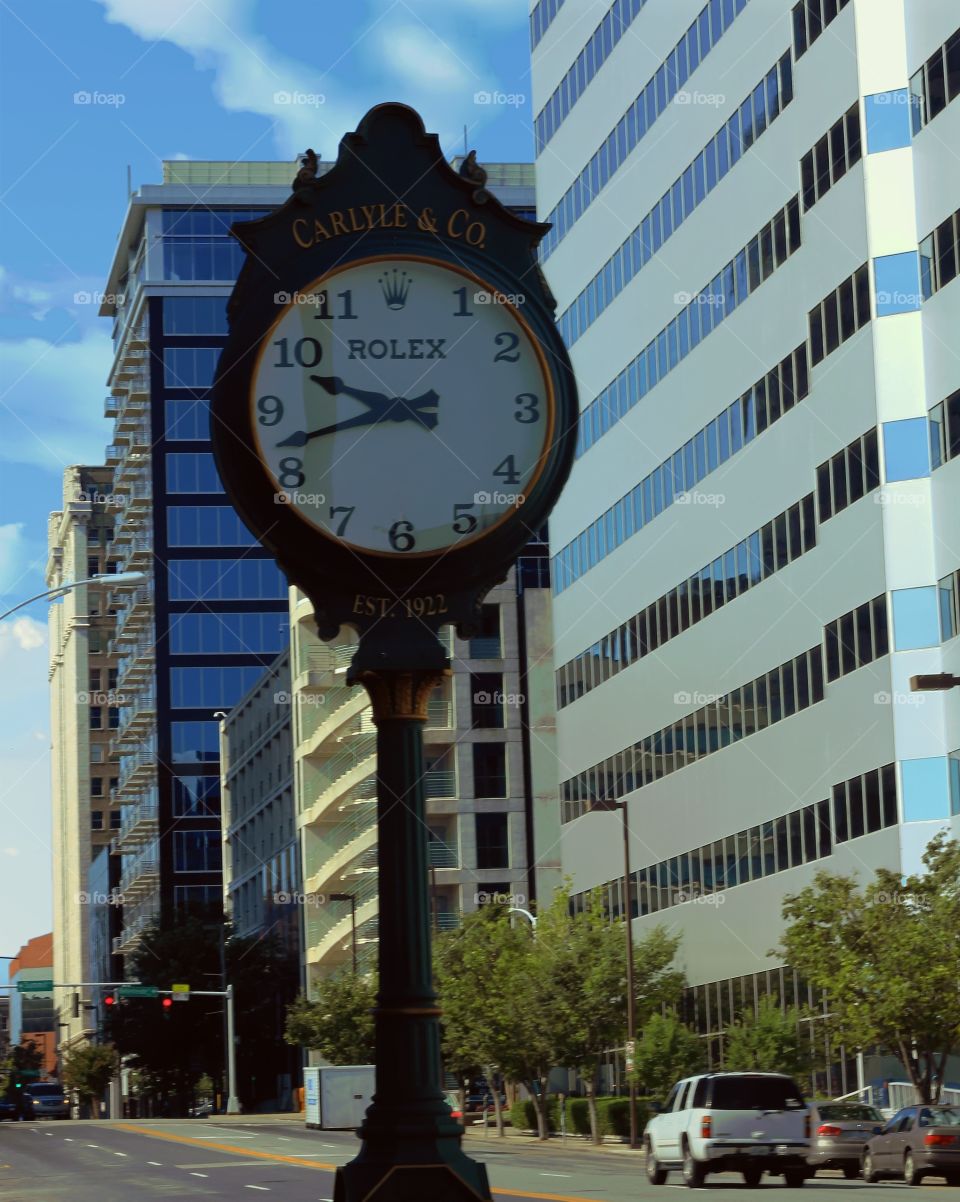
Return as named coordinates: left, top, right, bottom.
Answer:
left=532, top=0, right=959, bottom=1080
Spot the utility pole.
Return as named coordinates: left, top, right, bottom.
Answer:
left=225, top=984, right=240, bottom=1114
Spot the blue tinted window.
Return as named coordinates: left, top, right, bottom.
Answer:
left=168, top=558, right=286, bottom=600
left=164, top=347, right=221, bottom=387
left=172, top=720, right=220, bottom=762
left=891, top=587, right=940, bottom=650
left=951, top=751, right=960, bottom=816
left=174, top=829, right=222, bottom=872
left=883, top=418, right=930, bottom=480
left=864, top=91, right=912, bottom=152
left=874, top=253, right=922, bottom=315
left=165, top=399, right=210, bottom=440
left=172, top=777, right=220, bottom=816
left=166, top=453, right=223, bottom=493
left=900, top=757, right=949, bottom=821
left=170, top=666, right=265, bottom=708
left=169, top=612, right=289, bottom=655
left=163, top=296, right=229, bottom=334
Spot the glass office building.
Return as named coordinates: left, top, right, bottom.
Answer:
left=101, top=166, right=294, bottom=954
left=533, top=0, right=959, bottom=1082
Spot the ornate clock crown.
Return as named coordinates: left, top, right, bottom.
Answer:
left=378, top=269, right=412, bottom=310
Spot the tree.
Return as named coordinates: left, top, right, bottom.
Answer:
left=779, top=833, right=960, bottom=1102
left=0, top=1040, right=43, bottom=1097
left=632, top=1014, right=704, bottom=1102
left=724, top=997, right=812, bottom=1084
left=284, top=971, right=377, bottom=1064
left=61, top=1043, right=118, bottom=1118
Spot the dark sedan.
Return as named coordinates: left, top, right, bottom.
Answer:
left=862, top=1104, right=960, bottom=1185
left=808, top=1102, right=884, bottom=1177
left=0, top=1096, right=19, bottom=1122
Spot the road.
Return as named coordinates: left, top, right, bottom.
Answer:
left=0, top=1118, right=956, bottom=1201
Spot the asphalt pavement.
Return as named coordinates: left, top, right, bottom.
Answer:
left=1, top=1117, right=957, bottom=1201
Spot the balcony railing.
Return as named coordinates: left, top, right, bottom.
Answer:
left=312, top=732, right=376, bottom=800
left=468, top=636, right=502, bottom=659
left=428, top=841, right=458, bottom=868
left=424, top=769, right=456, bottom=799
left=425, top=699, right=453, bottom=728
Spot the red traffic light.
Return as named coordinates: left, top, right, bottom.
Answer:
left=104, top=994, right=116, bottom=1006
left=162, top=997, right=173, bottom=1008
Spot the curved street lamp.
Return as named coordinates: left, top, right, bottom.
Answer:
left=0, top=572, right=148, bottom=623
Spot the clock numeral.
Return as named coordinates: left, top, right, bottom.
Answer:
left=257, top=395, right=284, bottom=426
left=278, top=457, right=305, bottom=488
left=452, top=504, right=478, bottom=535
left=514, top=393, right=540, bottom=423
left=273, top=336, right=323, bottom=368
left=493, top=331, right=520, bottom=363
left=311, top=290, right=332, bottom=319
left=492, top=455, right=521, bottom=485
left=388, top=520, right=416, bottom=552
left=309, top=290, right=356, bottom=321
left=452, top=286, right=473, bottom=318
left=336, top=289, right=357, bottom=320
left=329, top=506, right=355, bottom=537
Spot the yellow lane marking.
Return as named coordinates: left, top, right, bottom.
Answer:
left=112, top=1124, right=336, bottom=1171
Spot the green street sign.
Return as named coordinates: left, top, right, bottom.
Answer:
left=118, top=985, right=158, bottom=998
left=17, top=980, right=53, bottom=993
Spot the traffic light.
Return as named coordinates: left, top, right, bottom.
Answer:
left=162, top=997, right=173, bottom=1009
left=104, top=993, right=116, bottom=1007
left=72, top=992, right=80, bottom=1018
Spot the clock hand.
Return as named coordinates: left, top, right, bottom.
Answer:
left=277, top=388, right=442, bottom=446
left=276, top=411, right=381, bottom=447
left=310, top=375, right=390, bottom=411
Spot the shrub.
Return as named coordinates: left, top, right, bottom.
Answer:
left=508, top=1096, right=559, bottom=1133
left=510, top=1095, right=652, bottom=1139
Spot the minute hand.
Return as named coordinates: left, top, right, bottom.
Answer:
left=276, top=390, right=441, bottom=447
left=311, top=376, right=439, bottom=427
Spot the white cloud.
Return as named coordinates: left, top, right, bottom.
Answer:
left=3, top=847, right=20, bottom=857
left=0, top=524, right=34, bottom=595
left=0, top=617, right=47, bottom=654
left=0, top=327, right=112, bottom=472
left=374, top=24, right=472, bottom=91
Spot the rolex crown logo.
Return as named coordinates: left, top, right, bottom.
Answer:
left=379, top=269, right=412, bottom=310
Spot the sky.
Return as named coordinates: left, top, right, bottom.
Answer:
left=0, top=0, right=541, bottom=954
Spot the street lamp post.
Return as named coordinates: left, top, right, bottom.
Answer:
left=507, top=907, right=537, bottom=930
left=590, top=798, right=639, bottom=1149
left=0, top=572, right=148, bottom=622
left=328, top=892, right=358, bottom=974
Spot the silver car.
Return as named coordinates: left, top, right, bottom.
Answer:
left=808, top=1102, right=884, bottom=1177
left=22, top=1083, right=70, bottom=1120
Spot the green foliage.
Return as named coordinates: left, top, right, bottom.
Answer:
left=508, top=1096, right=652, bottom=1140
left=632, top=1013, right=705, bottom=1102
left=61, top=1043, right=118, bottom=1113
left=724, top=997, right=812, bottom=1083
left=284, top=972, right=376, bottom=1064
left=0, top=1040, right=43, bottom=1095
left=509, top=1096, right=559, bottom=1133
left=779, top=833, right=960, bottom=1103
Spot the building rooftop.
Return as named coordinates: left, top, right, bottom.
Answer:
left=9, top=933, right=53, bottom=977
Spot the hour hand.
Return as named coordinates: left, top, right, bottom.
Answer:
left=310, top=375, right=389, bottom=410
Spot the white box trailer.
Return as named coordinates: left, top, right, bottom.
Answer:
left=304, top=1064, right=375, bottom=1130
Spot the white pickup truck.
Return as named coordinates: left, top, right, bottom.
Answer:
left=644, top=1071, right=811, bottom=1187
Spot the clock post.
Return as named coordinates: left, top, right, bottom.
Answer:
left=211, top=103, right=578, bottom=1202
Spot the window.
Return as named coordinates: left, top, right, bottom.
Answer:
left=165, top=453, right=223, bottom=493
left=110, top=810, right=122, bottom=830
left=168, top=558, right=286, bottom=600
left=901, top=757, right=950, bottom=821
left=165, top=399, right=210, bottom=440
left=874, top=252, right=922, bottom=315
left=801, top=103, right=861, bottom=210
left=162, top=296, right=229, bottom=334
left=90, top=706, right=102, bottom=730
left=883, top=418, right=930, bottom=481
left=468, top=605, right=502, bottom=658
left=89, top=669, right=101, bottom=691
left=174, top=829, right=222, bottom=872
left=918, top=208, right=960, bottom=300
left=792, top=0, right=852, bottom=58
left=909, top=27, right=960, bottom=133
left=940, top=570, right=960, bottom=641
left=864, top=91, right=912, bottom=151
left=172, top=721, right=220, bottom=762
left=471, top=673, right=505, bottom=728
left=168, top=612, right=290, bottom=655
left=90, top=811, right=103, bottom=831
left=163, top=347, right=221, bottom=388
left=108, top=707, right=120, bottom=729
left=475, top=812, right=509, bottom=869
left=90, top=777, right=103, bottom=797
left=891, top=587, right=941, bottom=650
left=473, top=744, right=507, bottom=798
left=816, top=428, right=879, bottom=521
left=167, top=506, right=256, bottom=547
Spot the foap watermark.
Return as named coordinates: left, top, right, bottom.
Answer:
left=875, top=889, right=931, bottom=910
left=474, top=289, right=525, bottom=307
left=74, top=90, right=125, bottom=107
left=474, top=490, right=524, bottom=506
left=76, top=890, right=125, bottom=906
left=873, top=690, right=924, bottom=708
left=667, top=888, right=727, bottom=907
left=77, top=691, right=129, bottom=705
left=675, top=491, right=724, bottom=508
left=674, top=89, right=725, bottom=108
left=74, top=290, right=125, bottom=306
left=875, top=491, right=925, bottom=508
left=275, top=490, right=326, bottom=507
left=274, top=90, right=325, bottom=108
left=674, top=290, right=725, bottom=307
left=475, top=890, right=526, bottom=906
left=274, top=290, right=324, bottom=307
left=474, top=90, right=525, bottom=108
left=70, top=489, right=127, bottom=506
left=876, top=289, right=923, bottom=308
left=273, top=890, right=328, bottom=907
left=473, top=689, right=525, bottom=708
left=872, top=90, right=912, bottom=106
left=674, top=689, right=723, bottom=705
left=273, top=691, right=326, bottom=707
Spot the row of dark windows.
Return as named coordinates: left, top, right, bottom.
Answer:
left=792, top=0, right=851, bottom=58
left=169, top=666, right=267, bottom=709
left=909, top=26, right=960, bottom=134
left=571, top=762, right=896, bottom=917
left=800, top=102, right=861, bottom=212
left=556, top=492, right=817, bottom=710
left=681, top=967, right=819, bottom=1040
left=554, top=344, right=809, bottom=594
left=166, top=398, right=211, bottom=440
left=825, top=596, right=889, bottom=682
left=940, top=569, right=960, bottom=643
left=534, top=0, right=652, bottom=155
left=559, top=346, right=809, bottom=591
left=168, top=557, right=287, bottom=601
left=161, top=208, right=270, bottom=236
left=168, top=612, right=291, bottom=656
left=816, top=427, right=880, bottom=523
left=809, top=262, right=870, bottom=366
left=529, top=0, right=565, bottom=49
left=539, top=0, right=747, bottom=251
left=90, top=810, right=122, bottom=831
left=172, top=776, right=220, bottom=816
left=167, top=506, right=257, bottom=547
left=561, top=644, right=827, bottom=824
left=919, top=207, right=960, bottom=301
left=162, top=297, right=229, bottom=336
left=558, top=56, right=794, bottom=346
left=575, top=193, right=801, bottom=456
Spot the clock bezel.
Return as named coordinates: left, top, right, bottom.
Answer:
left=248, top=252, right=558, bottom=559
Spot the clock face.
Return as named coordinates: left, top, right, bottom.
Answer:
left=250, top=256, right=554, bottom=556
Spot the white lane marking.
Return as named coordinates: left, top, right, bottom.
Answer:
left=87, top=1143, right=99, bottom=1148
left=114, top=1151, right=127, bottom=1157
left=64, top=1137, right=73, bottom=1142
left=277, top=1136, right=290, bottom=1141
left=245, top=1187, right=271, bottom=1192
left=190, top=1171, right=209, bottom=1177
left=320, top=1143, right=338, bottom=1148
left=540, top=1173, right=572, bottom=1178
left=147, top=1161, right=163, bottom=1166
